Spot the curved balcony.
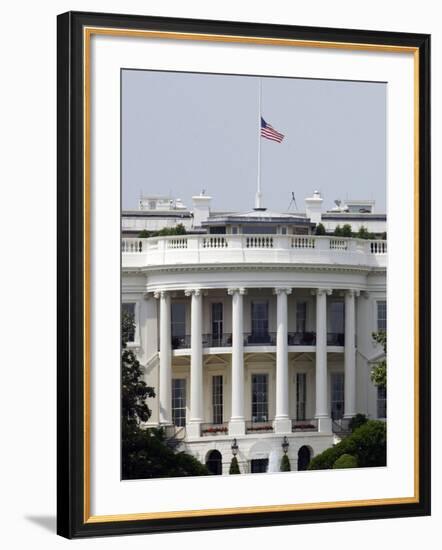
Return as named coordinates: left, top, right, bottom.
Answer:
left=122, top=234, right=387, bottom=269
left=170, top=331, right=344, bottom=351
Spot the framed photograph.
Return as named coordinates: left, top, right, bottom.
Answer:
left=57, top=11, right=431, bottom=538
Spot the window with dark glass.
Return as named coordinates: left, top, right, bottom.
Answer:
left=243, top=225, right=277, bottom=234
left=211, top=303, right=223, bottom=346
left=296, top=373, right=307, bottom=420
left=296, top=302, right=307, bottom=333
left=377, top=300, right=387, bottom=331
left=212, top=375, right=223, bottom=424
left=252, top=374, right=268, bottom=422
left=377, top=386, right=387, bottom=418
left=330, top=301, right=344, bottom=333
left=122, top=302, right=136, bottom=342
left=172, top=378, right=186, bottom=427
left=331, top=372, right=345, bottom=420
left=251, top=301, right=269, bottom=342
left=250, top=458, right=269, bottom=473
left=171, top=302, right=186, bottom=347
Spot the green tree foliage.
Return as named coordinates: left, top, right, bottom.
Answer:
left=280, top=454, right=291, bottom=472
left=348, top=413, right=368, bottom=432
left=342, top=224, right=352, bottom=237
left=122, top=427, right=209, bottom=479
left=308, top=420, right=386, bottom=470
left=229, top=456, right=241, bottom=474
left=356, top=225, right=375, bottom=240
left=334, top=225, right=343, bottom=236
left=315, top=223, right=326, bottom=236
left=122, top=311, right=155, bottom=427
left=371, top=331, right=387, bottom=388
left=333, top=453, right=358, bottom=469
left=138, top=223, right=187, bottom=239
left=121, top=311, right=209, bottom=479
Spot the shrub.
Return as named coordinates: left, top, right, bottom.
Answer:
left=349, top=413, right=368, bottom=432
left=158, top=223, right=187, bottom=236
left=229, top=456, right=241, bottom=474
left=122, top=426, right=210, bottom=479
left=280, top=454, right=291, bottom=472
left=315, top=223, right=326, bottom=235
left=308, top=420, right=386, bottom=470
left=138, top=223, right=187, bottom=239
left=342, top=224, right=352, bottom=237
left=356, top=226, right=375, bottom=240
left=138, top=229, right=152, bottom=238
left=334, top=225, right=343, bottom=236
left=333, top=453, right=358, bottom=469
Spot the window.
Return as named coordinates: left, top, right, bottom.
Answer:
left=297, top=446, right=311, bottom=471
left=296, top=373, right=307, bottom=420
left=330, top=301, right=344, bottom=333
left=281, top=226, right=287, bottom=235
left=296, top=302, right=307, bottom=333
left=250, top=458, right=269, bottom=473
left=206, top=450, right=222, bottom=475
left=211, top=303, right=223, bottom=345
left=377, top=300, right=387, bottom=331
left=171, top=303, right=186, bottom=339
left=243, top=225, right=277, bottom=234
left=232, top=226, right=238, bottom=235
left=377, top=386, right=387, bottom=419
left=251, top=374, right=268, bottom=422
left=122, top=302, right=136, bottom=342
left=251, top=301, right=269, bottom=341
left=331, top=372, right=345, bottom=420
left=172, top=379, right=186, bottom=427
left=212, top=375, right=223, bottom=424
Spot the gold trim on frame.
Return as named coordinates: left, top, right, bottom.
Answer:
left=83, top=26, right=420, bottom=524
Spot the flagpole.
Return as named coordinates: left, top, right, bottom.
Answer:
left=255, top=78, right=262, bottom=209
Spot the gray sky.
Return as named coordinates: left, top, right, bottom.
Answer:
left=122, top=70, right=386, bottom=213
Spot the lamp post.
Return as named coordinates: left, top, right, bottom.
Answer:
left=282, top=436, right=289, bottom=455
left=231, top=438, right=239, bottom=456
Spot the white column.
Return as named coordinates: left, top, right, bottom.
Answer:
left=155, top=291, right=172, bottom=425
left=186, top=288, right=203, bottom=438
left=344, top=289, right=359, bottom=418
left=313, top=288, right=332, bottom=432
left=228, top=287, right=247, bottom=435
left=273, top=287, right=292, bottom=433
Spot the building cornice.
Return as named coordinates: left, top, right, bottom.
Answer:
left=122, top=262, right=386, bottom=276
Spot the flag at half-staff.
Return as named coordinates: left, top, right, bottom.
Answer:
left=260, top=117, right=285, bottom=143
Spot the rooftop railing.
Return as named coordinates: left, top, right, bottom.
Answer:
left=122, top=234, right=387, bottom=269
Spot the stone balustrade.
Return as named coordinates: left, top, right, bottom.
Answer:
left=122, top=234, right=387, bottom=269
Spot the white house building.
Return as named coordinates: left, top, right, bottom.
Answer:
left=122, top=192, right=387, bottom=474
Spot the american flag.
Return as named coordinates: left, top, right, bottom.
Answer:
left=261, top=117, right=284, bottom=143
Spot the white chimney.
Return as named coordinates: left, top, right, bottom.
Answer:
left=192, top=190, right=212, bottom=227
left=305, top=190, right=323, bottom=224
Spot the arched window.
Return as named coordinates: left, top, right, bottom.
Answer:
left=297, top=446, right=312, bottom=471
left=206, top=450, right=222, bottom=475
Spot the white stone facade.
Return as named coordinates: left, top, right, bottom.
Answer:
left=122, top=230, right=387, bottom=474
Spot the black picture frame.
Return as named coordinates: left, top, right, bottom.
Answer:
left=57, top=10, right=431, bottom=539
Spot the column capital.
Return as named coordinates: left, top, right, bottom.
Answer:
left=345, top=289, right=360, bottom=298
left=153, top=290, right=168, bottom=299
left=184, top=288, right=202, bottom=297
left=227, top=287, right=248, bottom=296
left=273, top=287, right=292, bottom=296
left=311, top=288, right=333, bottom=297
